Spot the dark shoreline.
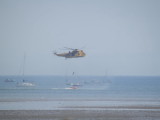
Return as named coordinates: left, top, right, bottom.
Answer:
left=0, top=110, right=160, bottom=120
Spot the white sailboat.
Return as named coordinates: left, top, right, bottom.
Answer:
left=4, top=78, right=14, bottom=82
left=65, top=72, right=81, bottom=89
left=16, top=53, right=35, bottom=87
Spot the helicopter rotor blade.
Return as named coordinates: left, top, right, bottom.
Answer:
left=64, top=47, right=75, bottom=50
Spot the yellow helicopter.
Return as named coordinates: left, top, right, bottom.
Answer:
left=54, top=47, right=86, bottom=58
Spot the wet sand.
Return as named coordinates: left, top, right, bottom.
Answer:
left=0, top=109, right=160, bottom=120
left=0, top=98, right=160, bottom=120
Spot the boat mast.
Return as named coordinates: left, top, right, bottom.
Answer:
left=22, top=53, right=26, bottom=81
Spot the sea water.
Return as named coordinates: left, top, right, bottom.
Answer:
left=0, top=76, right=160, bottom=110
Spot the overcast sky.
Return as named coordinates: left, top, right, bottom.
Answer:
left=0, top=0, right=160, bottom=76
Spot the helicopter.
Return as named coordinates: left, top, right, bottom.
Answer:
left=54, top=47, right=86, bottom=58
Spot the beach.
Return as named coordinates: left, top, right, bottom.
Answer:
left=0, top=109, right=160, bottom=120
left=1, top=99, right=160, bottom=120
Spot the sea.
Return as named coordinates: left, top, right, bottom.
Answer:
left=0, top=76, right=160, bottom=110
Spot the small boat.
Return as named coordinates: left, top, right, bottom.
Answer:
left=4, top=79, right=14, bottom=82
left=65, top=85, right=79, bottom=90
left=16, top=81, right=35, bottom=87
left=65, top=72, right=82, bottom=89
left=66, top=83, right=81, bottom=86
left=16, top=53, right=35, bottom=87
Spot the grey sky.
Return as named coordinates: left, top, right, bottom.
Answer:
left=0, top=0, right=160, bottom=76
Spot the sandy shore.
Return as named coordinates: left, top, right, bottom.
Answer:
left=0, top=98, right=160, bottom=120
left=0, top=109, right=160, bottom=120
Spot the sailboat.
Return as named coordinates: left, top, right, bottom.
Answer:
left=17, top=80, right=35, bottom=87
left=65, top=72, right=81, bottom=89
left=4, top=78, right=14, bottom=82
left=16, top=54, right=35, bottom=87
